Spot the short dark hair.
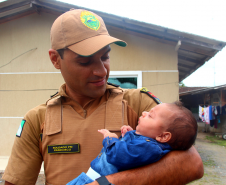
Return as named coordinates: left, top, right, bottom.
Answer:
left=57, top=49, right=65, bottom=59
left=166, top=101, right=197, bottom=150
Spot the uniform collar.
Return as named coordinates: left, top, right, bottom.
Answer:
left=58, top=84, right=68, bottom=97
left=53, top=83, right=116, bottom=118
left=58, top=83, right=119, bottom=97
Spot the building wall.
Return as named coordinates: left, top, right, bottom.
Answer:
left=109, top=29, right=178, bottom=103
left=0, top=12, right=178, bottom=156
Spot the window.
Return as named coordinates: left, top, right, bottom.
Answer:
left=108, top=71, right=142, bottom=89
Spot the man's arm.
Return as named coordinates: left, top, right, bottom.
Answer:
left=89, top=146, right=203, bottom=185
left=3, top=108, right=44, bottom=185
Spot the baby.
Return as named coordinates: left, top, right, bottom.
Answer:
left=67, top=101, right=197, bottom=185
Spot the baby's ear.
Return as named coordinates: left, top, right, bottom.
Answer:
left=156, top=132, right=171, bottom=143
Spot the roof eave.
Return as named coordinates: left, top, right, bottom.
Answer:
left=1, top=0, right=226, bottom=82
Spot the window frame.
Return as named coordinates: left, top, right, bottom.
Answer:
left=109, top=71, right=142, bottom=89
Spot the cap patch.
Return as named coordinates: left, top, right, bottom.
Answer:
left=140, top=87, right=162, bottom=104
left=80, top=11, right=100, bottom=31
left=16, top=119, right=26, bottom=137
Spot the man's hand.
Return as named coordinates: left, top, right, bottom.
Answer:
left=98, top=129, right=118, bottom=139
left=120, top=125, right=133, bottom=137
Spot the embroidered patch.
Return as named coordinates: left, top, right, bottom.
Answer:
left=80, top=11, right=100, bottom=31
left=140, top=87, right=162, bottom=104
left=107, top=82, right=120, bottom=87
left=16, top=119, right=26, bottom=137
left=40, top=133, right=43, bottom=142
left=47, top=144, right=80, bottom=154
left=50, top=91, right=58, bottom=98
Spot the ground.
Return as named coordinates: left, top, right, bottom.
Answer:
left=0, top=132, right=225, bottom=185
left=189, top=132, right=226, bottom=185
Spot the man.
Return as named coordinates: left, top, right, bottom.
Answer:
left=3, top=9, right=203, bottom=185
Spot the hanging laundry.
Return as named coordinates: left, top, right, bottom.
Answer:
left=199, top=106, right=205, bottom=122
left=204, top=107, right=210, bottom=124
left=212, top=106, right=217, bottom=119
left=210, top=120, right=214, bottom=127
left=213, top=106, right=217, bottom=116
left=199, top=106, right=202, bottom=120
left=209, top=106, right=213, bottom=120
left=221, top=104, right=226, bottom=115
left=216, top=115, right=221, bottom=124
left=216, top=106, right=221, bottom=115
left=214, top=119, right=218, bottom=128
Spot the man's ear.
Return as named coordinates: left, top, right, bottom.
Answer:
left=156, top=132, right=172, bottom=143
left=49, top=49, right=61, bottom=69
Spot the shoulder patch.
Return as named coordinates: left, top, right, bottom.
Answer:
left=40, top=133, right=43, bottom=142
left=50, top=91, right=58, bottom=98
left=140, top=87, right=162, bottom=104
left=16, top=119, right=26, bottom=137
left=107, top=82, right=120, bottom=87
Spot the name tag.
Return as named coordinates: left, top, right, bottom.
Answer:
left=47, top=144, right=80, bottom=154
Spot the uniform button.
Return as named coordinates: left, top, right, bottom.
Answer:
left=146, top=139, right=150, bottom=142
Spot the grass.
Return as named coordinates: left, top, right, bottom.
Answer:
left=205, top=135, right=226, bottom=147
left=203, top=158, right=216, bottom=166
left=188, top=151, right=219, bottom=185
left=188, top=172, right=221, bottom=185
left=189, top=133, right=226, bottom=185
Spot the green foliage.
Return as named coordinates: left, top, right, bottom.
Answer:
left=188, top=172, right=221, bottom=185
left=179, top=81, right=186, bottom=87
left=205, top=135, right=226, bottom=147
left=203, top=158, right=215, bottom=166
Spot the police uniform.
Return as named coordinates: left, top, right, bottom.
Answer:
left=3, top=83, right=159, bottom=185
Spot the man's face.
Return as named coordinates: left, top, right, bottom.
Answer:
left=136, top=103, right=175, bottom=139
left=59, top=46, right=111, bottom=102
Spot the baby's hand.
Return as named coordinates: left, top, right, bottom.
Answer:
left=121, top=125, right=133, bottom=137
left=98, top=129, right=118, bottom=139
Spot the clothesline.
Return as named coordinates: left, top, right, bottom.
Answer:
left=198, top=105, right=225, bottom=129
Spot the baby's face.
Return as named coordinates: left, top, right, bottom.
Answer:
left=135, top=103, right=175, bottom=139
